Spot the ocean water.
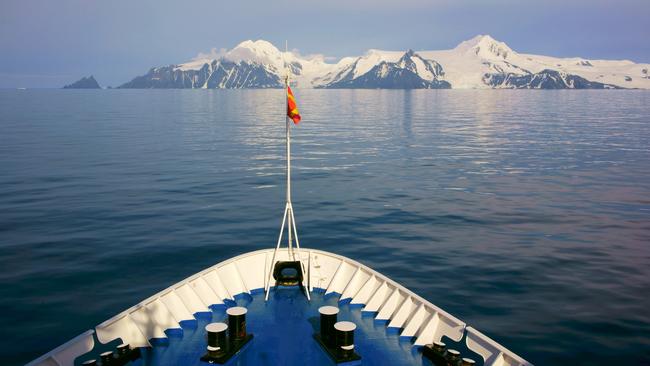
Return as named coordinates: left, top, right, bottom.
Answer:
left=1, top=89, right=649, bottom=366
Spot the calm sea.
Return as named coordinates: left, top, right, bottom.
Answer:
left=1, top=89, right=649, bottom=365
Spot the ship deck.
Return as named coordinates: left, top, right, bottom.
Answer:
left=123, top=287, right=430, bottom=366
left=28, top=249, right=531, bottom=366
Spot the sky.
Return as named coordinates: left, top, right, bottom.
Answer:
left=1, top=0, right=649, bottom=88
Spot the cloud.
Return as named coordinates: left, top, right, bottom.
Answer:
left=288, top=48, right=338, bottom=63
left=193, top=47, right=228, bottom=61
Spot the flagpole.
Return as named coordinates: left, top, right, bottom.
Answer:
left=285, top=39, right=293, bottom=258
left=265, top=40, right=310, bottom=301
left=285, top=41, right=309, bottom=300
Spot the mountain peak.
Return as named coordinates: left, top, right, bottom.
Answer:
left=226, top=39, right=284, bottom=66
left=455, top=34, right=496, bottom=48
left=454, top=34, right=514, bottom=59
left=233, top=39, right=280, bottom=53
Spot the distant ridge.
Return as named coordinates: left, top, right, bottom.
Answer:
left=63, top=76, right=101, bottom=89
left=117, top=36, right=649, bottom=89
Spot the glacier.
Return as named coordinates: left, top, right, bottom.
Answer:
left=118, top=36, right=650, bottom=90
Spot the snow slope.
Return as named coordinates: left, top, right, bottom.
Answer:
left=419, top=35, right=648, bottom=89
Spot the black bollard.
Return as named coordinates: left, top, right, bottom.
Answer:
left=205, top=322, right=228, bottom=356
left=116, top=343, right=130, bottom=357
left=422, top=340, right=448, bottom=365
left=334, top=321, right=356, bottom=358
left=318, top=306, right=339, bottom=347
left=100, top=350, right=113, bottom=365
left=201, top=307, right=253, bottom=363
left=432, top=341, right=446, bottom=354
left=446, top=349, right=461, bottom=365
left=461, top=358, right=476, bottom=366
left=227, top=306, right=248, bottom=341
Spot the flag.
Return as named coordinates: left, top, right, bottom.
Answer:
left=287, top=86, right=301, bottom=124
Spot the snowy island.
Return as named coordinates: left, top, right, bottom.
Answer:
left=117, top=35, right=649, bottom=90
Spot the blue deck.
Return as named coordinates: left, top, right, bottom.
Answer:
left=128, top=287, right=425, bottom=366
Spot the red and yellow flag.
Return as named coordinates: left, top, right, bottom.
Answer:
left=287, top=86, right=301, bottom=124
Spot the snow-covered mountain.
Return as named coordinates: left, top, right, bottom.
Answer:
left=318, top=50, right=450, bottom=89
left=418, top=35, right=646, bottom=89
left=119, top=36, right=650, bottom=89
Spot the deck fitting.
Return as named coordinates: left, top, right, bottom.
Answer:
left=313, top=334, right=361, bottom=364
left=314, top=316, right=361, bottom=364
left=200, top=334, right=254, bottom=364
left=80, top=344, right=140, bottom=366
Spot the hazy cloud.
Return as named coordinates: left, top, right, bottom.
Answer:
left=193, top=48, right=228, bottom=61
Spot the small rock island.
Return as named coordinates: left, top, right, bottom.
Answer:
left=63, top=75, right=101, bottom=89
